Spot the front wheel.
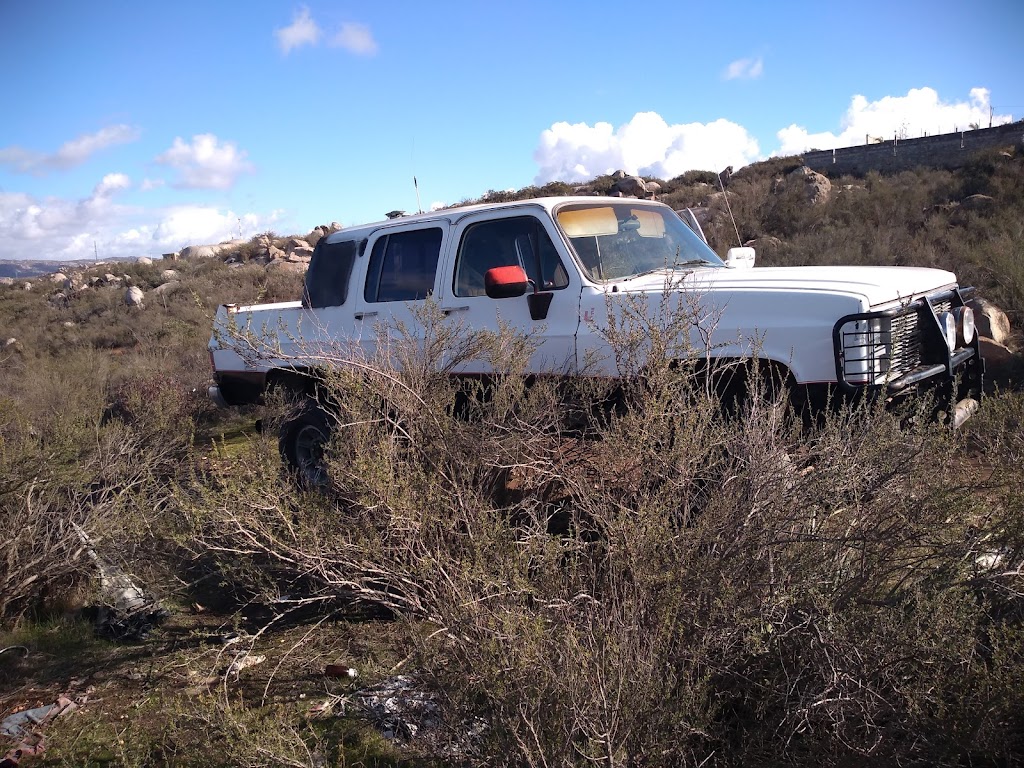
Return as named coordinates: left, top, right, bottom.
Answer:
left=279, top=399, right=335, bottom=488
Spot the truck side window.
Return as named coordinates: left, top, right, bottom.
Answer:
left=454, top=217, right=568, bottom=297
left=303, top=238, right=361, bottom=308
left=364, top=227, right=443, bottom=303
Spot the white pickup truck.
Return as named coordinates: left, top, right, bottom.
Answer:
left=209, top=196, right=983, bottom=476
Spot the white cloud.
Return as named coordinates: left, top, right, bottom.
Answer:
left=533, top=111, right=760, bottom=184
left=140, top=178, right=165, bottom=191
left=429, top=201, right=446, bottom=211
left=776, top=86, right=1012, bottom=154
left=150, top=206, right=265, bottom=248
left=330, top=22, right=377, bottom=56
left=0, top=176, right=278, bottom=261
left=155, top=134, right=254, bottom=190
left=0, top=124, right=140, bottom=175
left=723, top=57, right=764, bottom=81
left=275, top=6, right=321, bottom=54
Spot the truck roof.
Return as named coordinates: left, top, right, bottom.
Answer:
left=321, top=196, right=666, bottom=245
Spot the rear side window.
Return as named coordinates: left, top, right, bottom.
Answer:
left=303, top=238, right=361, bottom=308
left=364, top=227, right=443, bottom=303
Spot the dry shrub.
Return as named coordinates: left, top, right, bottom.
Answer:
left=182, top=303, right=1024, bottom=765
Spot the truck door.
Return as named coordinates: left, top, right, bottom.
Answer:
left=443, top=210, right=582, bottom=375
left=350, top=224, right=450, bottom=365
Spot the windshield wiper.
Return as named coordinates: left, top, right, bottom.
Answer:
left=623, top=260, right=713, bottom=281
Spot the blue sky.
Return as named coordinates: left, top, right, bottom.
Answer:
left=1, top=0, right=1021, bottom=261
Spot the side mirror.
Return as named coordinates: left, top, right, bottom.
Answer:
left=725, top=246, right=756, bottom=269
left=485, top=265, right=529, bottom=299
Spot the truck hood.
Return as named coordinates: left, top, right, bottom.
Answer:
left=618, top=265, right=958, bottom=308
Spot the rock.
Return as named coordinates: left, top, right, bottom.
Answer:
left=718, top=165, right=734, bottom=187
left=4, top=337, right=17, bottom=348
left=49, top=292, right=69, bottom=307
left=784, top=166, right=832, bottom=205
left=23, top=282, right=32, bottom=290
left=0, top=277, right=13, bottom=286
left=267, top=244, right=286, bottom=261
left=51, top=272, right=68, bottom=283
left=610, top=170, right=627, bottom=180
left=152, top=280, right=181, bottom=296
left=329, top=222, right=342, bottom=232
left=160, top=269, right=179, bottom=281
left=744, top=236, right=783, bottom=253
left=610, top=175, right=647, bottom=198
left=180, top=244, right=222, bottom=259
left=978, top=337, right=1016, bottom=376
left=961, top=194, right=995, bottom=211
left=286, top=238, right=310, bottom=251
left=62, top=321, right=76, bottom=328
left=644, top=180, right=662, bottom=197
left=125, top=286, right=145, bottom=307
left=705, top=191, right=737, bottom=209
left=136, top=256, right=153, bottom=266
left=266, top=259, right=307, bottom=273
left=967, top=297, right=1011, bottom=345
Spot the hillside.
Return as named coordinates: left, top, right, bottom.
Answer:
left=2, top=149, right=1024, bottom=766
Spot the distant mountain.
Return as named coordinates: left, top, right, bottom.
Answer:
left=0, top=257, right=132, bottom=280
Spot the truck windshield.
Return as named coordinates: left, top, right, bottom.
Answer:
left=556, top=202, right=725, bottom=282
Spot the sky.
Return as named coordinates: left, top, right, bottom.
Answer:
left=1, top=0, right=1022, bottom=262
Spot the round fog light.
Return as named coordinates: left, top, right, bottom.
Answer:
left=939, top=311, right=956, bottom=353
left=953, top=305, right=975, bottom=347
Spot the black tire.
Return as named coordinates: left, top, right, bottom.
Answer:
left=279, top=399, right=334, bottom=488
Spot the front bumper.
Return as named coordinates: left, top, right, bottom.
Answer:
left=832, top=287, right=985, bottom=422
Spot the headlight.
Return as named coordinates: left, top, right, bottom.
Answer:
left=952, top=305, right=975, bottom=347
left=938, top=311, right=956, bottom=353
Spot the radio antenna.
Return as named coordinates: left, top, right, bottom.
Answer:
left=717, top=167, right=742, bottom=247
left=414, top=175, right=423, bottom=215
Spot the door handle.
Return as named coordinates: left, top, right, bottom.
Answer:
left=354, top=311, right=378, bottom=320
left=442, top=305, right=470, bottom=315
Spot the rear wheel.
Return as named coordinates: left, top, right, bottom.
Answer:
left=279, top=399, right=334, bottom=488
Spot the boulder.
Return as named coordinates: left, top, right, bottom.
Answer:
left=705, top=191, right=737, bottom=209
left=978, top=337, right=1016, bottom=376
left=784, top=166, right=832, bottom=205
left=125, top=286, right=145, bottom=307
left=286, top=238, right=311, bottom=254
left=22, top=282, right=32, bottom=291
left=744, top=236, right=783, bottom=253
left=967, top=297, right=1011, bottom=346
left=160, top=269, right=179, bottom=282
left=48, top=292, right=69, bottom=308
left=0, top=277, right=13, bottom=286
left=179, top=244, right=222, bottom=260
left=62, top=321, right=75, bottom=328
left=152, top=280, right=181, bottom=297
left=329, top=222, right=342, bottom=232
left=4, top=337, right=17, bottom=348
left=267, top=244, right=286, bottom=261
left=266, top=259, right=307, bottom=273
left=51, top=272, right=68, bottom=283
left=961, top=194, right=995, bottom=211
left=610, top=175, right=648, bottom=198
left=136, top=256, right=154, bottom=266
